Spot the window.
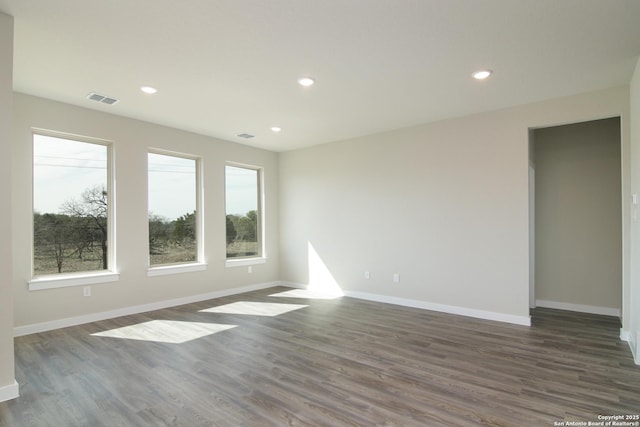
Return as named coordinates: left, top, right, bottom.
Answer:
left=33, top=133, right=112, bottom=276
left=225, top=164, right=262, bottom=259
left=148, top=151, right=201, bottom=267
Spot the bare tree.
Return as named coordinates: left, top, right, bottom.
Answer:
left=61, top=185, right=108, bottom=270
left=33, top=213, right=77, bottom=273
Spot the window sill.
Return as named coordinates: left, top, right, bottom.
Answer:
left=29, top=272, right=120, bottom=291
left=147, top=262, right=207, bottom=277
left=225, top=257, right=267, bottom=268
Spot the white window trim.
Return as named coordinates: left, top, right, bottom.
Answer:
left=28, top=272, right=120, bottom=291
left=31, top=129, right=117, bottom=287
left=148, top=262, right=207, bottom=277
left=147, top=148, right=204, bottom=267
left=225, top=257, right=267, bottom=268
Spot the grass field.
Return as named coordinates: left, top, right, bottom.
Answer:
left=34, top=239, right=259, bottom=275
left=34, top=253, right=105, bottom=276
left=150, top=241, right=196, bottom=266
left=226, top=241, right=258, bottom=258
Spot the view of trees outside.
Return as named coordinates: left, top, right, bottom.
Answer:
left=225, top=165, right=260, bottom=258
left=33, top=138, right=257, bottom=273
left=148, top=152, right=197, bottom=265
left=33, top=135, right=109, bottom=275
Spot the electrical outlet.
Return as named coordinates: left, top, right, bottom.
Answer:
left=365, top=271, right=370, bottom=279
left=393, top=273, right=400, bottom=283
left=248, top=266, right=253, bottom=274
left=83, top=286, right=91, bottom=297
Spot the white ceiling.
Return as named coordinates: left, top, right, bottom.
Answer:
left=1, top=0, right=640, bottom=152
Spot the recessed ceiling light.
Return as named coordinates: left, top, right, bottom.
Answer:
left=271, top=126, right=282, bottom=132
left=297, top=77, right=315, bottom=87
left=140, top=86, right=158, bottom=94
left=472, top=69, right=493, bottom=80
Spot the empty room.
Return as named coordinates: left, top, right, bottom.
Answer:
left=1, top=1, right=640, bottom=426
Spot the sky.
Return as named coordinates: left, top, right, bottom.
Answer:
left=148, top=152, right=195, bottom=220
left=33, top=134, right=259, bottom=221
left=225, top=165, right=259, bottom=217
left=33, top=134, right=107, bottom=215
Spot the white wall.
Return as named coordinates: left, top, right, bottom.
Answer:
left=279, top=86, right=630, bottom=325
left=0, top=12, right=18, bottom=402
left=534, top=118, right=622, bottom=314
left=12, top=93, right=279, bottom=329
left=629, top=57, right=640, bottom=363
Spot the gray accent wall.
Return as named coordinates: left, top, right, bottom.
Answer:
left=534, top=118, right=622, bottom=312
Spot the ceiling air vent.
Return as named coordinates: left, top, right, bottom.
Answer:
left=237, top=133, right=255, bottom=139
left=87, top=92, right=119, bottom=105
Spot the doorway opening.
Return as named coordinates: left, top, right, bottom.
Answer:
left=529, top=117, right=622, bottom=318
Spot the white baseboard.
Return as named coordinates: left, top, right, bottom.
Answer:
left=620, top=329, right=630, bottom=342
left=281, top=282, right=530, bottom=326
left=0, top=380, right=19, bottom=402
left=630, top=331, right=640, bottom=365
left=535, top=299, right=620, bottom=317
left=346, top=290, right=531, bottom=326
left=14, top=282, right=280, bottom=337
left=619, top=329, right=640, bottom=365
left=276, top=281, right=306, bottom=289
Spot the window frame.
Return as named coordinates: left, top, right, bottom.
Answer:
left=28, top=129, right=118, bottom=291
left=147, top=148, right=206, bottom=276
left=224, top=162, right=266, bottom=267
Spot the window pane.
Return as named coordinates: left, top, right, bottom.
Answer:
left=225, top=165, right=261, bottom=258
left=148, top=152, right=197, bottom=265
left=33, top=134, right=109, bottom=275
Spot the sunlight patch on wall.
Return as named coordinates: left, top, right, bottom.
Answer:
left=269, top=289, right=341, bottom=300
left=308, top=241, right=344, bottom=297
left=200, top=301, right=308, bottom=316
left=91, top=320, right=236, bottom=344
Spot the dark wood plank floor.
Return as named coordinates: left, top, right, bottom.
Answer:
left=1, top=286, right=639, bottom=426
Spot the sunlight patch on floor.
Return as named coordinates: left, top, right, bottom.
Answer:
left=200, top=301, right=308, bottom=316
left=91, top=320, right=237, bottom=344
left=269, top=289, right=342, bottom=300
